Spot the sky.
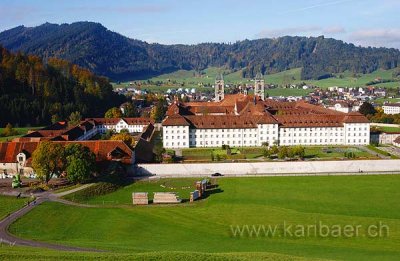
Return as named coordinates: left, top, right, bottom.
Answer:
left=0, top=0, right=399, bottom=49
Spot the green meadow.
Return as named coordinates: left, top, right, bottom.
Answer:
left=5, top=175, right=400, bottom=260
left=113, top=67, right=400, bottom=95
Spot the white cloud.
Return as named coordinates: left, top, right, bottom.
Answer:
left=279, top=0, right=357, bottom=15
left=323, top=26, right=346, bottom=34
left=256, top=26, right=322, bottom=38
left=349, top=28, right=400, bottom=48
left=255, top=25, right=347, bottom=39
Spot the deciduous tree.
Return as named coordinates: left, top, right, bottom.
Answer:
left=32, top=142, right=65, bottom=183
left=65, top=143, right=96, bottom=183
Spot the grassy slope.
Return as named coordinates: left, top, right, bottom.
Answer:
left=115, top=67, right=399, bottom=89
left=8, top=175, right=400, bottom=260
left=0, top=196, right=27, bottom=219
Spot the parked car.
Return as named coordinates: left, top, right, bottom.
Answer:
left=211, top=172, right=223, bottom=177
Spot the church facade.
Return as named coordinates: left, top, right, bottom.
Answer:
left=162, top=74, right=370, bottom=148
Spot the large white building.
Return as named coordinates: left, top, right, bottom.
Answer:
left=382, top=103, right=400, bottom=115
left=85, top=118, right=154, bottom=134
left=162, top=75, right=370, bottom=149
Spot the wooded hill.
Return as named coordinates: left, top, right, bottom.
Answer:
left=0, top=46, right=124, bottom=126
left=0, top=22, right=399, bottom=81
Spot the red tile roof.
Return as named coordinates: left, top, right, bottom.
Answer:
left=0, top=140, right=134, bottom=165
left=163, top=94, right=369, bottom=128
left=85, top=118, right=154, bottom=125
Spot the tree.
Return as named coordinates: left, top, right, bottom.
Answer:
left=278, top=146, right=288, bottom=159
left=65, top=143, right=96, bottom=183
left=68, top=111, right=82, bottom=127
left=110, top=132, right=136, bottom=148
left=358, top=102, right=376, bottom=116
left=151, top=98, right=167, bottom=122
left=51, top=114, right=61, bottom=124
left=2, top=123, right=18, bottom=137
left=153, top=145, right=166, bottom=163
left=105, top=107, right=122, bottom=118
left=32, top=142, right=65, bottom=183
left=101, top=129, right=114, bottom=140
left=122, top=103, right=139, bottom=117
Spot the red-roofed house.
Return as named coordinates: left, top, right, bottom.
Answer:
left=0, top=140, right=135, bottom=177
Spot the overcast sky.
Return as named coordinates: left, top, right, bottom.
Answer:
left=0, top=0, right=399, bottom=49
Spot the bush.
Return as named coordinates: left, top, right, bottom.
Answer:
left=64, top=182, right=120, bottom=202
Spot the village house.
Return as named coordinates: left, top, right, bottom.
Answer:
left=0, top=140, right=134, bottom=177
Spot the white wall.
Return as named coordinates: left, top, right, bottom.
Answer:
left=279, top=127, right=345, bottom=146
left=163, top=125, right=189, bottom=148
left=137, top=160, right=400, bottom=176
left=344, top=123, right=370, bottom=145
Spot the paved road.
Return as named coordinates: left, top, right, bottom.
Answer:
left=0, top=184, right=103, bottom=252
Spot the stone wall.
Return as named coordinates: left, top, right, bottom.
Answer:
left=136, top=160, right=400, bottom=177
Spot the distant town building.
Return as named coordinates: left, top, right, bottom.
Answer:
left=382, top=103, right=400, bottom=114
left=254, top=72, right=265, bottom=100
left=214, top=74, right=224, bottom=102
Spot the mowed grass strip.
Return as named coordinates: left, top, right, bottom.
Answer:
left=0, top=246, right=325, bottom=261
left=8, top=175, right=400, bottom=260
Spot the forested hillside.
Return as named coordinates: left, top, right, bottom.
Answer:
left=0, top=46, right=124, bottom=126
left=0, top=22, right=399, bottom=81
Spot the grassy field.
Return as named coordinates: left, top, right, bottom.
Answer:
left=7, top=175, right=400, bottom=260
left=0, top=246, right=322, bottom=261
left=0, top=196, right=27, bottom=219
left=0, top=126, right=43, bottom=142
left=114, top=67, right=400, bottom=92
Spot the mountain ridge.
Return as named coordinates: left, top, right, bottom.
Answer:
left=1, top=21, right=399, bottom=81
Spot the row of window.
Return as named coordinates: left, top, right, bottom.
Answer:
left=189, top=139, right=258, bottom=146
left=165, top=130, right=186, bottom=134
left=281, top=132, right=344, bottom=137
left=165, top=136, right=186, bottom=140
left=280, top=138, right=368, bottom=144
left=347, top=127, right=368, bottom=131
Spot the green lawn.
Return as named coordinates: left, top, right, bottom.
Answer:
left=374, top=126, right=400, bottom=133
left=304, top=146, right=376, bottom=159
left=7, top=175, right=400, bottom=260
left=64, top=178, right=201, bottom=204
left=0, top=196, right=27, bottom=219
left=0, top=126, right=43, bottom=141
left=181, top=146, right=375, bottom=162
left=182, top=147, right=264, bottom=161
